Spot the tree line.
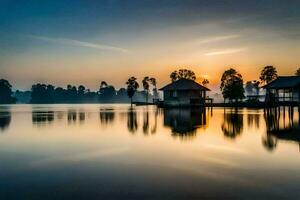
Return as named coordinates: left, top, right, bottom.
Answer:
left=0, top=78, right=158, bottom=104
left=1, top=66, right=300, bottom=104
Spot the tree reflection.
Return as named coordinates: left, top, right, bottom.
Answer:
left=67, top=110, right=77, bottom=123
left=143, top=109, right=149, bottom=134
left=164, top=108, right=207, bottom=140
left=0, top=111, right=11, bottom=132
left=262, top=135, right=277, bottom=152
left=99, top=109, right=115, bottom=125
left=32, top=111, right=54, bottom=125
left=127, top=107, right=138, bottom=134
left=247, top=113, right=260, bottom=129
left=150, top=108, right=161, bottom=134
left=221, top=109, right=243, bottom=139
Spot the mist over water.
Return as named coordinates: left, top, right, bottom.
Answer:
left=0, top=104, right=300, bottom=199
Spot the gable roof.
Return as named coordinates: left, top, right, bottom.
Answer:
left=263, top=76, right=300, bottom=89
left=159, top=78, right=210, bottom=91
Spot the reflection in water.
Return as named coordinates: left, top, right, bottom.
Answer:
left=247, top=113, right=260, bottom=129
left=150, top=108, right=160, bottom=134
left=68, top=110, right=87, bottom=124
left=164, top=108, right=207, bottom=140
left=99, top=109, right=115, bottom=125
left=0, top=111, right=11, bottom=131
left=21, top=105, right=300, bottom=153
left=263, top=107, right=300, bottom=151
left=79, top=111, right=85, bottom=122
left=3, top=106, right=300, bottom=198
left=221, top=109, right=243, bottom=139
left=32, top=111, right=54, bottom=125
left=67, top=110, right=77, bottom=122
left=127, top=108, right=138, bottom=134
left=143, top=110, right=149, bottom=134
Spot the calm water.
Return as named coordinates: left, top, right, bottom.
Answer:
left=0, top=104, right=300, bottom=199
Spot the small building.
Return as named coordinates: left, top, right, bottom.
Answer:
left=263, top=76, right=300, bottom=104
left=159, top=78, right=210, bottom=107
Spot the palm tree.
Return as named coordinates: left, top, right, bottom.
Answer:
left=126, top=77, right=139, bottom=106
left=142, top=77, right=150, bottom=103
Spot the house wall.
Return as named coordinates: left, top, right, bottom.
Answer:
left=266, top=87, right=300, bottom=103
left=163, top=90, right=206, bottom=106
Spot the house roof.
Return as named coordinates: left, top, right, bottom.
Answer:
left=263, top=76, right=300, bottom=89
left=159, top=78, right=210, bottom=91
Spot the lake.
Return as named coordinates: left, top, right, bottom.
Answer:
left=0, top=104, right=300, bottom=199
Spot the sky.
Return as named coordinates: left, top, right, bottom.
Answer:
left=0, top=0, right=300, bottom=91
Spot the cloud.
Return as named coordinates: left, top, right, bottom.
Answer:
left=204, top=48, right=246, bottom=56
left=199, top=34, right=241, bottom=44
left=24, top=34, right=131, bottom=54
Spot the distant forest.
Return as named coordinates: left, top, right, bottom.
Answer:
left=1, top=80, right=157, bottom=104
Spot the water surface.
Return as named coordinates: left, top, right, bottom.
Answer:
left=0, top=104, right=300, bottom=199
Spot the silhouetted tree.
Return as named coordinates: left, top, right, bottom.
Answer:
left=202, top=79, right=209, bottom=87
left=78, top=85, right=86, bottom=96
left=170, top=69, right=196, bottom=82
left=295, top=68, right=300, bottom=76
left=0, top=79, right=16, bottom=104
left=126, top=77, right=139, bottom=106
left=100, top=81, right=108, bottom=88
left=260, top=66, right=278, bottom=84
left=99, top=81, right=116, bottom=102
left=31, top=83, right=54, bottom=103
left=220, top=68, right=245, bottom=102
left=142, top=76, right=150, bottom=103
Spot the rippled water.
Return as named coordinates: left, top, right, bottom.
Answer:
left=0, top=104, right=300, bottom=199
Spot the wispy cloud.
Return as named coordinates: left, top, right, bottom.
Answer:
left=204, top=47, right=246, bottom=56
left=199, top=34, right=241, bottom=44
left=24, top=34, right=131, bottom=54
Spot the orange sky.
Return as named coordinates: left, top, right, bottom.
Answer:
left=1, top=1, right=300, bottom=91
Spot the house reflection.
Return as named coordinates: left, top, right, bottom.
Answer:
left=0, top=111, right=11, bottom=132
left=32, top=111, right=54, bottom=125
left=263, top=107, right=300, bottom=151
left=99, top=109, right=115, bottom=125
left=163, top=108, right=207, bottom=140
left=221, top=109, right=243, bottom=139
